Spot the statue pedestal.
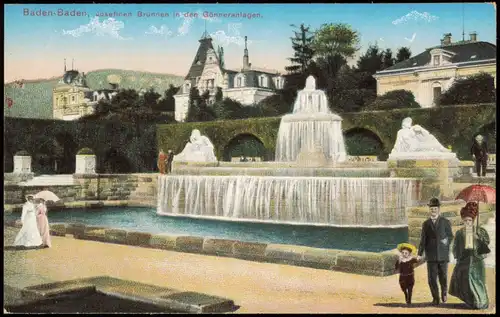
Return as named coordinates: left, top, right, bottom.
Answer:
left=75, top=155, right=96, bottom=174
left=13, top=155, right=32, bottom=174
left=388, top=158, right=459, bottom=201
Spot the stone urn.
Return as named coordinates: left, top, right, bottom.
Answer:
left=75, top=147, right=96, bottom=174
left=13, top=150, right=32, bottom=174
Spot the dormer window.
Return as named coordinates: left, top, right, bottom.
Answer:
left=237, top=77, right=242, bottom=87
left=433, top=55, right=440, bottom=66
left=71, top=96, right=75, bottom=103
left=259, top=76, right=265, bottom=87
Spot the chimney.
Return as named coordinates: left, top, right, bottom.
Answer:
left=469, top=32, right=477, bottom=42
left=442, top=33, right=452, bottom=45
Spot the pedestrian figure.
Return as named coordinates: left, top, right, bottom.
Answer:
left=13, top=195, right=42, bottom=248
left=417, top=197, right=454, bottom=305
left=449, top=202, right=490, bottom=309
left=166, top=150, right=174, bottom=174
left=158, top=149, right=167, bottom=174
left=35, top=198, right=52, bottom=248
left=395, top=243, right=421, bottom=305
left=471, top=134, right=488, bottom=177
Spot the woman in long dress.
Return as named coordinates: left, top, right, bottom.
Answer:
left=13, top=195, right=43, bottom=247
left=449, top=202, right=490, bottom=309
left=36, top=199, right=52, bottom=248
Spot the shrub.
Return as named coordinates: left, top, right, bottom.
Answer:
left=437, top=72, right=496, bottom=106
left=77, top=147, right=95, bottom=155
left=366, top=89, right=420, bottom=111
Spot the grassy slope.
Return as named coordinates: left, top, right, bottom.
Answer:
left=4, top=69, right=184, bottom=119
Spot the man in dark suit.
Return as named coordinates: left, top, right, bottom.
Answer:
left=417, top=197, right=454, bottom=305
left=471, top=134, right=488, bottom=177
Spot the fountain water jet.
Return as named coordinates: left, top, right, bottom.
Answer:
left=275, top=76, right=347, bottom=163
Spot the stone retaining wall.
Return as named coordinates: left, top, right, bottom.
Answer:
left=4, top=220, right=400, bottom=277
left=3, top=174, right=157, bottom=205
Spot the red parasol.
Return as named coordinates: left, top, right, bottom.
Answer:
left=455, top=184, right=496, bottom=227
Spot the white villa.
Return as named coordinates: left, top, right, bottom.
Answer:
left=373, top=32, right=496, bottom=108
left=174, top=32, right=286, bottom=122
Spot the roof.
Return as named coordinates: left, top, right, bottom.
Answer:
left=184, top=37, right=215, bottom=80
left=62, top=70, right=80, bottom=84
left=379, top=41, right=496, bottom=74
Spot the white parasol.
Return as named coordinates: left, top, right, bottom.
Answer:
left=33, top=190, right=60, bottom=202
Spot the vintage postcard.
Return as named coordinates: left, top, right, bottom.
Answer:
left=4, top=2, right=496, bottom=314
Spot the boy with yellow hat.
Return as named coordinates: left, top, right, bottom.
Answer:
left=395, top=242, right=421, bottom=305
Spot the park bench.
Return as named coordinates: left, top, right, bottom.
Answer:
left=347, top=155, right=378, bottom=162
left=487, top=153, right=496, bottom=173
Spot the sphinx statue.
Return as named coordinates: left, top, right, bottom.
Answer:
left=389, top=117, right=459, bottom=162
left=173, top=129, right=218, bottom=162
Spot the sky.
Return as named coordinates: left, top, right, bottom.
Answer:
left=4, top=3, right=497, bottom=83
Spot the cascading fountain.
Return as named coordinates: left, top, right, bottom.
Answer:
left=157, top=75, right=419, bottom=228
left=275, top=75, right=347, bottom=163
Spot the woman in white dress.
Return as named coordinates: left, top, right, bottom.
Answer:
left=13, top=195, right=43, bottom=248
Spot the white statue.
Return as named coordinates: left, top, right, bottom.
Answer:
left=173, top=129, right=218, bottom=162
left=392, top=117, right=451, bottom=153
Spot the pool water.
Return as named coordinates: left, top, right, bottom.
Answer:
left=5, top=207, right=408, bottom=252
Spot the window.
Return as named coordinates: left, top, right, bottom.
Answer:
left=259, top=76, right=265, bottom=87
left=433, top=55, right=440, bottom=66
left=433, top=86, right=442, bottom=104
left=71, top=96, right=75, bottom=103
left=237, top=77, right=242, bottom=87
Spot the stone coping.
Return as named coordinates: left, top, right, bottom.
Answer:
left=7, top=276, right=235, bottom=313
left=4, top=220, right=406, bottom=277
left=3, top=200, right=156, bottom=213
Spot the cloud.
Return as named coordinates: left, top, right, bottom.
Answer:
left=404, top=33, right=416, bottom=44
left=392, top=10, right=439, bottom=25
left=210, top=23, right=251, bottom=47
left=145, top=25, right=173, bottom=37
left=62, top=17, right=130, bottom=40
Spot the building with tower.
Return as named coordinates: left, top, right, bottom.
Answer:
left=52, top=59, right=118, bottom=120
left=174, top=32, right=286, bottom=122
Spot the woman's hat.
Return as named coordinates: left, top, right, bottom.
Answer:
left=397, top=243, right=417, bottom=254
left=460, top=201, right=479, bottom=219
left=428, top=197, right=441, bottom=207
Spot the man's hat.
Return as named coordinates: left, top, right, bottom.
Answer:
left=397, top=243, right=417, bottom=254
left=460, top=201, right=479, bottom=219
left=427, top=197, right=441, bottom=207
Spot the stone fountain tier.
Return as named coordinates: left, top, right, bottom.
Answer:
left=280, top=112, right=343, bottom=122
left=295, top=145, right=330, bottom=168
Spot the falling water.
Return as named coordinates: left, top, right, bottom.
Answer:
left=157, top=175, right=417, bottom=227
left=275, top=76, right=347, bottom=162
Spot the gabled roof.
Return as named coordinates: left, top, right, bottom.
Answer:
left=184, top=37, right=215, bottom=80
left=379, top=41, right=496, bottom=74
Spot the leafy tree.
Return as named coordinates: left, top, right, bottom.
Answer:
left=186, top=87, right=202, bottom=122
left=312, top=23, right=360, bottom=94
left=330, top=65, right=376, bottom=112
left=437, top=72, right=496, bottom=106
left=356, top=44, right=385, bottom=90
left=213, top=98, right=243, bottom=120
left=365, top=89, right=421, bottom=111
left=382, top=48, right=395, bottom=69
left=215, top=86, right=223, bottom=102
left=285, top=24, right=315, bottom=75
left=157, top=84, right=178, bottom=112
left=395, top=47, right=412, bottom=63
left=142, top=88, right=161, bottom=111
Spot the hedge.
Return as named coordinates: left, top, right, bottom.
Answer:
left=77, top=147, right=95, bottom=155
left=158, top=104, right=496, bottom=161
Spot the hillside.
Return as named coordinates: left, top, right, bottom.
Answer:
left=4, top=69, right=184, bottom=119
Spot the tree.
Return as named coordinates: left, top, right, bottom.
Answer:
left=213, top=98, right=243, bottom=120
left=157, top=84, right=178, bottom=112
left=330, top=65, right=376, bottom=113
left=186, top=87, right=201, bottom=122
left=285, top=24, right=315, bottom=75
left=437, top=72, right=496, bottom=106
left=215, top=87, right=223, bottom=102
left=382, top=48, right=395, bottom=69
left=395, top=47, right=412, bottom=63
left=142, top=88, right=161, bottom=111
left=312, top=23, right=360, bottom=92
left=356, top=44, right=385, bottom=90
left=365, top=89, right=421, bottom=111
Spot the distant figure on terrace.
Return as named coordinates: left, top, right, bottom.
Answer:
left=157, top=149, right=167, bottom=174
left=13, top=195, right=43, bottom=248
left=471, top=134, right=488, bottom=177
left=35, top=198, right=51, bottom=248
left=166, top=150, right=174, bottom=174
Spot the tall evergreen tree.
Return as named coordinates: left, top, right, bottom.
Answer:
left=186, top=87, right=201, bottom=122
left=382, top=48, right=395, bottom=69
left=356, top=44, right=384, bottom=90
left=395, top=47, right=412, bottom=63
left=285, top=24, right=315, bottom=75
